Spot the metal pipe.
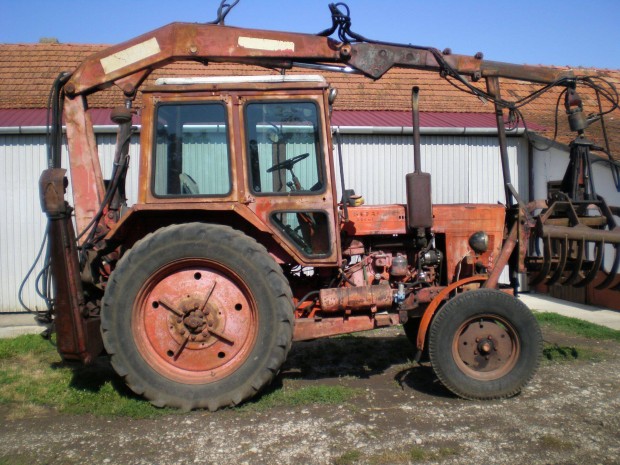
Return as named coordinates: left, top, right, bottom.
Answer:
left=486, top=76, right=514, bottom=207
left=541, top=224, right=620, bottom=244
left=334, top=127, right=349, bottom=222
left=0, top=125, right=528, bottom=136
left=319, top=284, right=393, bottom=312
left=483, top=222, right=518, bottom=289
left=411, top=86, right=422, bottom=173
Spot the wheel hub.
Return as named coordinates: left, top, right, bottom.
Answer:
left=454, top=315, right=519, bottom=380
left=477, top=338, right=494, bottom=355
left=168, top=298, right=222, bottom=345
left=184, top=309, right=205, bottom=333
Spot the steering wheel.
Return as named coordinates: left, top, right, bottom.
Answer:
left=266, top=153, right=310, bottom=173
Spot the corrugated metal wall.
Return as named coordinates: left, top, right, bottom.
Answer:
left=1, top=132, right=526, bottom=312
left=336, top=134, right=527, bottom=205
left=0, top=134, right=140, bottom=313
left=0, top=134, right=49, bottom=313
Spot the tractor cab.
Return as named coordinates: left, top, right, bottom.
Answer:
left=132, top=75, right=341, bottom=266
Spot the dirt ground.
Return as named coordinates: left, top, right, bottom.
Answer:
left=1, top=326, right=619, bottom=465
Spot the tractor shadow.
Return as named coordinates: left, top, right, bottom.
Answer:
left=52, top=333, right=453, bottom=402
left=51, top=357, right=146, bottom=402
left=279, top=334, right=454, bottom=398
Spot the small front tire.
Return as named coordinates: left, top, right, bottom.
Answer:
left=428, top=289, right=542, bottom=400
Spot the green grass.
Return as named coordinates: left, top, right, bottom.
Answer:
left=0, top=456, right=39, bottom=465
left=352, top=445, right=459, bottom=465
left=0, top=334, right=53, bottom=360
left=0, top=334, right=171, bottom=418
left=535, top=312, right=620, bottom=342
left=538, top=434, right=574, bottom=451
left=244, top=382, right=361, bottom=411
left=333, top=450, right=362, bottom=465
left=542, top=343, right=603, bottom=363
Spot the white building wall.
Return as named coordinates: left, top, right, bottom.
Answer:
left=1, top=132, right=526, bottom=312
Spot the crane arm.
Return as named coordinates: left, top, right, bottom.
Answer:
left=64, top=22, right=575, bottom=98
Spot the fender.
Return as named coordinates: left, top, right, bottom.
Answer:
left=415, top=275, right=488, bottom=354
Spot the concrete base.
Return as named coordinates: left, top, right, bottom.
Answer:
left=0, top=313, right=48, bottom=338
left=519, top=293, right=620, bottom=330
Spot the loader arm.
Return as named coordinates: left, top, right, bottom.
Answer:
left=65, top=22, right=574, bottom=98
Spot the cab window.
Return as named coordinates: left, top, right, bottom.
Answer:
left=245, top=101, right=323, bottom=194
left=153, top=103, right=230, bottom=196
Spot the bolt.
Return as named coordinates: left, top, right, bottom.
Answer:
left=208, top=322, right=214, bottom=327
left=474, top=351, right=478, bottom=355
left=194, top=304, right=199, bottom=310
left=180, top=329, right=186, bottom=336
left=177, top=317, right=183, bottom=323
left=190, top=335, right=196, bottom=341
left=189, top=45, right=198, bottom=54
left=476, top=337, right=480, bottom=343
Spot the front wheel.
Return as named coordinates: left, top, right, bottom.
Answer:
left=101, top=223, right=294, bottom=410
left=428, top=289, right=542, bottom=400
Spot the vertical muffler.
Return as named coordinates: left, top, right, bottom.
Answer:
left=406, top=86, right=433, bottom=231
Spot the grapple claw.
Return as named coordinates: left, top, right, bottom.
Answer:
left=527, top=196, right=620, bottom=291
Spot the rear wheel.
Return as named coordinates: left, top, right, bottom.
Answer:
left=428, top=289, right=542, bottom=399
left=101, top=223, right=294, bottom=410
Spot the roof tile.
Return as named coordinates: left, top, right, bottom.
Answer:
left=0, top=43, right=619, bottom=159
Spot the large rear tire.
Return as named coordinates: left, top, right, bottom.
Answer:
left=101, top=223, right=294, bottom=410
left=428, top=289, right=542, bottom=400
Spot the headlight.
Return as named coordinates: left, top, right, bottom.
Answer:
left=468, top=231, right=489, bottom=254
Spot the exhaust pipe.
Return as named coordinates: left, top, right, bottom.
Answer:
left=406, top=86, right=433, bottom=231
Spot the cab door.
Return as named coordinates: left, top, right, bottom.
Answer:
left=239, top=93, right=340, bottom=266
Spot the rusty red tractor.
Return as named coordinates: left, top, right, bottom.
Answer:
left=38, top=2, right=620, bottom=410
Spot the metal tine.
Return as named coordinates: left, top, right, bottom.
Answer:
left=530, top=235, right=553, bottom=286
left=562, top=238, right=585, bottom=286
left=574, top=240, right=605, bottom=288
left=547, top=236, right=569, bottom=286
left=595, top=243, right=620, bottom=289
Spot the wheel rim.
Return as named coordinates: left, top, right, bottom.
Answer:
left=132, top=258, right=258, bottom=384
left=452, top=314, right=520, bottom=381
